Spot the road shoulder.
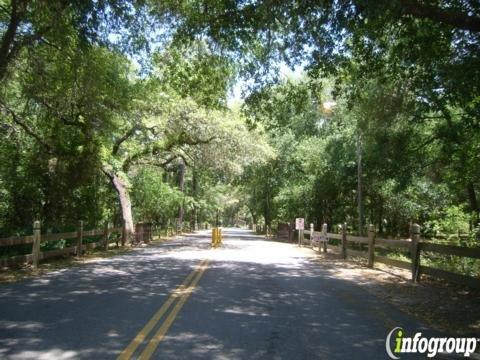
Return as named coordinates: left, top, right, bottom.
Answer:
left=311, top=252, right=479, bottom=336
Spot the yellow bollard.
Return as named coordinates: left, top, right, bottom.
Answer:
left=212, top=228, right=218, bottom=247
left=211, top=228, right=222, bottom=248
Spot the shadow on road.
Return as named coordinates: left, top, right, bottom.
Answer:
left=0, top=228, right=437, bottom=359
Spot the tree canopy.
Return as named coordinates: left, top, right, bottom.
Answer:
left=0, top=0, right=479, bottom=254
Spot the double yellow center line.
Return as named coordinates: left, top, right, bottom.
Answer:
left=118, top=259, right=210, bottom=360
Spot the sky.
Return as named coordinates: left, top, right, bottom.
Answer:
left=227, top=63, right=305, bottom=107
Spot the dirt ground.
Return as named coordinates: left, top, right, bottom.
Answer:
left=315, top=251, right=480, bottom=337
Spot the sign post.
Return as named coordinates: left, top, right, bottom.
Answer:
left=295, top=218, right=304, bottom=247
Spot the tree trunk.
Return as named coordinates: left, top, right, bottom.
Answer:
left=191, top=168, right=198, bottom=231
left=264, top=188, right=271, bottom=234
left=177, top=159, right=185, bottom=232
left=0, top=0, right=25, bottom=81
left=357, top=133, right=364, bottom=236
left=252, top=214, right=257, bottom=227
left=102, top=167, right=134, bottom=245
left=467, top=182, right=479, bottom=225
left=378, top=201, right=384, bottom=235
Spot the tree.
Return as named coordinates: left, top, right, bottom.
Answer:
left=1, top=0, right=479, bottom=247
left=151, top=1, right=480, bottom=133
left=0, top=34, right=134, bottom=233
left=0, top=0, right=149, bottom=83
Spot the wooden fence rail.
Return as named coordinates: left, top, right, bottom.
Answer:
left=302, top=223, right=480, bottom=289
left=0, top=221, right=136, bottom=269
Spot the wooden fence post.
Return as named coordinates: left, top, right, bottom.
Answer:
left=135, top=222, right=141, bottom=244
left=367, top=224, right=376, bottom=268
left=322, top=223, right=328, bottom=253
left=411, top=223, right=421, bottom=282
left=32, top=220, right=41, bottom=270
left=104, top=221, right=110, bottom=251
left=310, top=224, right=315, bottom=249
left=77, top=220, right=84, bottom=256
left=341, top=223, right=347, bottom=259
left=145, top=223, right=152, bottom=243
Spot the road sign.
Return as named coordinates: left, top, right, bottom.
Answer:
left=295, top=218, right=304, bottom=230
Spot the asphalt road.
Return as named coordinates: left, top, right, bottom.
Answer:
left=0, top=228, right=438, bottom=359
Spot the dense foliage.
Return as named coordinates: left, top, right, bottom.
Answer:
left=241, top=77, right=479, bottom=241
left=1, top=0, right=479, bottom=252
left=0, top=0, right=269, bottom=239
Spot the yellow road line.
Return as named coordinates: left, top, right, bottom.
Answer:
left=139, top=260, right=210, bottom=360
left=118, top=259, right=207, bottom=360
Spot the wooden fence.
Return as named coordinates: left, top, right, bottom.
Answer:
left=0, top=221, right=154, bottom=270
left=302, top=223, right=480, bottom=289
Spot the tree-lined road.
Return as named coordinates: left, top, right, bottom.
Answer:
left=0, top=229, right=431, bottom=359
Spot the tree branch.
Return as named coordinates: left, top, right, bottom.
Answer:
left=134, top=156, right=180, bottom=169
left=0, top=0, right=23, bottom=80
left=0, top=4, right=10, bottom=15
left=112, top=124, right=140, bottom=155
left=0, top=101, right=55, bottom=153
left=37, top=98, right=87, bottom=128
left=122, top=143, right=170, bottom=172
left=180, top=134, right=216, bottom=146
left=122, top=134, right=216, bottom=172
left=177, top=153, right=192, bottom=167
left=410, top=134, right=438, bottom=153
left=399, top=0, right=480, bottom=32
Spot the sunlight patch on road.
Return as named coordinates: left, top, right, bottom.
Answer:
left=161, top=331, right=246, bottom=358
left=68, top=289, right=108, bottom=295
left=9, top=349, right=78, bottom=360
left=91, top=267, right=129, bottom=276
left=29, top=278, right=51, bottom=286
left=223, top=306, right=270, bottom=317
left=157, top=239, right=315, bottom=268
left=0, top=321, right=44, bottom=331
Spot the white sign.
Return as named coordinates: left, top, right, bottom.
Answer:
left=295, top=218, right=304, bottom=230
